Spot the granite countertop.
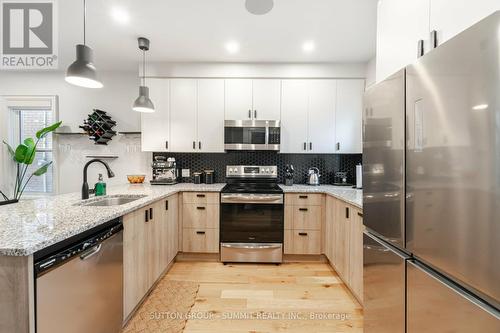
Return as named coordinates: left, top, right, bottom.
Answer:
left=0, top=182, right=362, bottom=257
left=0, top=183, right=224, bottom=256
left=279, top=184, right=363, bottom=209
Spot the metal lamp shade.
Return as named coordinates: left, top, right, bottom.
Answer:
left=65, top=44, right=103, bottom=89
left=132, top=86, right=155, bottom=113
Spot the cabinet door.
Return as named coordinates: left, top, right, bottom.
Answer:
left=333, top=200, right=350, bottom=280
left=225, top=79, right=253, bottom=120
left=430, top=0, right=499, bottom=46
left=146, top=204, right=161, bottom=288
left=197, top=79, right=225, bottom=152
left=280, top=80, right=309, bottom=153
left=308, top=80, right=336, bottom=154
left=376, top=0, right=430, bottom=82
left=170, top=79, right=197, bottom=152
left=167, top=194, right=179, bottom=263
left=141, top=79, right=170, bottom=152
left=325, top=196, right=336, bottom=262
left=252, top=79, right=281, bottom=120
left=335, top=79, right=364, bottom=154
left=123, top=209, right=148, bottom=319
left=349, top=207, right=364, bottom=303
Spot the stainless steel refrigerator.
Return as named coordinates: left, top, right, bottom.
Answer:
left=363, top=12, right=500, bottom=332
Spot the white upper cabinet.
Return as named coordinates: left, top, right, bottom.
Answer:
left=281, top=80, right=337, bottom=154
left=170, top=79, right=198, bottom=152
left=224, top=79, right=281, bottom=120
left=335, top=80, right=364, bottom=154
left=141, top=78, right=170, bottom=152
left=281, top=80, right=309, bottom=153
left=376, top=0, right=430, bottom=82
left=197, top=79, right=225, bottom=152
left=225, top=79, right=253, bottom=120
left=308, top=80, right=336, bottom=154
left=252, top=79, right=282, bottom=120
left=376, top=0, right=499, bottom=82
left=429, top=0, right=500, bottom=46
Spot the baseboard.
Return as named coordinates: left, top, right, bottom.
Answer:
left=175, top=252, right=220, bottom=262
left=283, top=254, right=328, bottom=263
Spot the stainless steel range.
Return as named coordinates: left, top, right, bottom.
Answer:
left=220, top=165, right=284, bottom=263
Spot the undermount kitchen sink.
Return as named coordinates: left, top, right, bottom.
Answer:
left=79, top=195, right=147, bottom=207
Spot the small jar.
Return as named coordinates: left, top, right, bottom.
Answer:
left=193, top=172, right=202, bottom=184
left=204, top=170, right=214, bottom=184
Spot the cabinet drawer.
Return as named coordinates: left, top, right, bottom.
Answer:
left=286, top=193, right=323, bottom=206
left=292, top=205, right=322, bottom=230
left=183, top=192, right=219, bottom=204
left=183, top=204, right=219, bottom=228
left=284, top=230, right=321, bottom=255
left=182, top=228, right=219, bottom=253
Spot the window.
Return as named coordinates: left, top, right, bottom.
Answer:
left=6, top=97, right=57, bottom=195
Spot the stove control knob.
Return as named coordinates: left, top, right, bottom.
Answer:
left=265, top=168, right=270, bottom=173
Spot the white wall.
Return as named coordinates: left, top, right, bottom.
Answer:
left=146, top=62, right=367, bottom=78
left=364, top=58, right=376, bottom=89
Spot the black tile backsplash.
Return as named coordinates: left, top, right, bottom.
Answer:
left=153, top=151, right=362, bottom=185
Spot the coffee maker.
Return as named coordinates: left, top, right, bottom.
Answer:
left=151, top=156, right=178, bottom=185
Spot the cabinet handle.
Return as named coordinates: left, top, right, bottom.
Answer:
left=165, top=141, right=168, bottom=150
left=254, top=110, right=257, bottom=118
left=149, top=207, right=153, bottom=220
left=336, top=142, right=340, bottom=151
left=199, top=141, right=201, bottom=150
left=430, top=30, right=438, bottom=49
left=299, top=195, right=308, bottom=199
left=303, top=142, right=307, bottom=151
left=193, top=141, right=196, bottom=149
left=145, top=210, right=149, bottom=223
left=417, top=39, right=424, bottom=58
left=357, top=212, right=363, bottom=217
left=197, top=206, right=206, bottom=210
left=309, top=142, right=312, bottom=150
left=298, top=232, right=308, bottom=236
left=165, top=200, right=169, bottom=211
left=196, top=231, right=206, bottom=235
left=299, top=208, right=308, bottom=212
left=196, top=194, right=206, bottom=198
left=248, top=110, right=252, bottom=118
left=345, top=207, right=350, bottom=219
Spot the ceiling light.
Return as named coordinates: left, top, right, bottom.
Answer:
left=110, top=6, right=130, bottom=24
left=133, top=37, right=155, bottom=113
left=225, top=41, right=240, bottom=54
left=245, top=0, right=274, bottom=15
left=302, top=41, right=315, bottom=53
left=472, top=104, right=488, bottom=111
left=65, top=0, right=103, bottom=88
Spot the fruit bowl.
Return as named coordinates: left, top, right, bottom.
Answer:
left=127, top=175, right=146, bottom=184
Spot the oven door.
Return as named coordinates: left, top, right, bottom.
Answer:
left=220, top=195, right=284, bottom=243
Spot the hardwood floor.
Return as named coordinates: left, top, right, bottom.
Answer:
left=162, top=261, right=363, bottom=333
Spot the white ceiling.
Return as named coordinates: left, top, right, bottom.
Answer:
left=57, top=0, right=378, bottom=70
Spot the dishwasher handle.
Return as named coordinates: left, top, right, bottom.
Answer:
left=80, top=244, right=102, bottom=261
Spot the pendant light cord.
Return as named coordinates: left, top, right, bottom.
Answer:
left=83, top=0, right=86, bottom=45
left=142, top=50, right=146, bottom=86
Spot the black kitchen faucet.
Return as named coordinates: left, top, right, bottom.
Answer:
left=82, top=159, right=115, bottom=199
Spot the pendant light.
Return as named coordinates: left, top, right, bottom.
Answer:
left=132, top=37, right=155, bottom=113
left=65, top=0, right=103, bottom=88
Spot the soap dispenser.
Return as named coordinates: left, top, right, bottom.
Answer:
left=95, top=173, right=106, bottom=196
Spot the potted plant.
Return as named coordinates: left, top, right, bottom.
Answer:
left=0, top=121, right=62, bottom=205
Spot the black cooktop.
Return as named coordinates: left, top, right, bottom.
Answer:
left=221, top=182, right=283, bottom=194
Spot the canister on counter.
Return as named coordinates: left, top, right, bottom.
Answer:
left=193, top=172, right=202, bottom=184
left=204, top=170, right=214, bottom=184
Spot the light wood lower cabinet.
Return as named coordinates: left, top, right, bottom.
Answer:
left=123, top=194, right=179, bottom=319
left=182, top=192, right=220, bottom=253
left=324, top=195, right=363, bottom=303
left=284, top=193, right=323, bottom=255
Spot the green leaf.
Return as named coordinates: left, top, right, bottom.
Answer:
left=23, top=138, right=36, bottom=164
left=33, top=161, right=52, bottom=176
left=14, top=144, right=28, bottom=163
left=2, top=140, right=16, bottom=161
left=36, top=121, right=62, bottom=139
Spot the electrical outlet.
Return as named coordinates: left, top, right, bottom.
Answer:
left=181, top=169, right=190, bottom=177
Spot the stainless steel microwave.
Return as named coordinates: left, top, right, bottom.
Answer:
left=224, top=120, right=280, bottom=151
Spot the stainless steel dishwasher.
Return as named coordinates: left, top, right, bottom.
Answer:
left=34, top=218, right=123, bottom=333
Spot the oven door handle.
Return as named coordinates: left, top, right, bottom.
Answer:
left=221, top=243, right=282, bottom=250
left=221, top=194, right=283, bottom=204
